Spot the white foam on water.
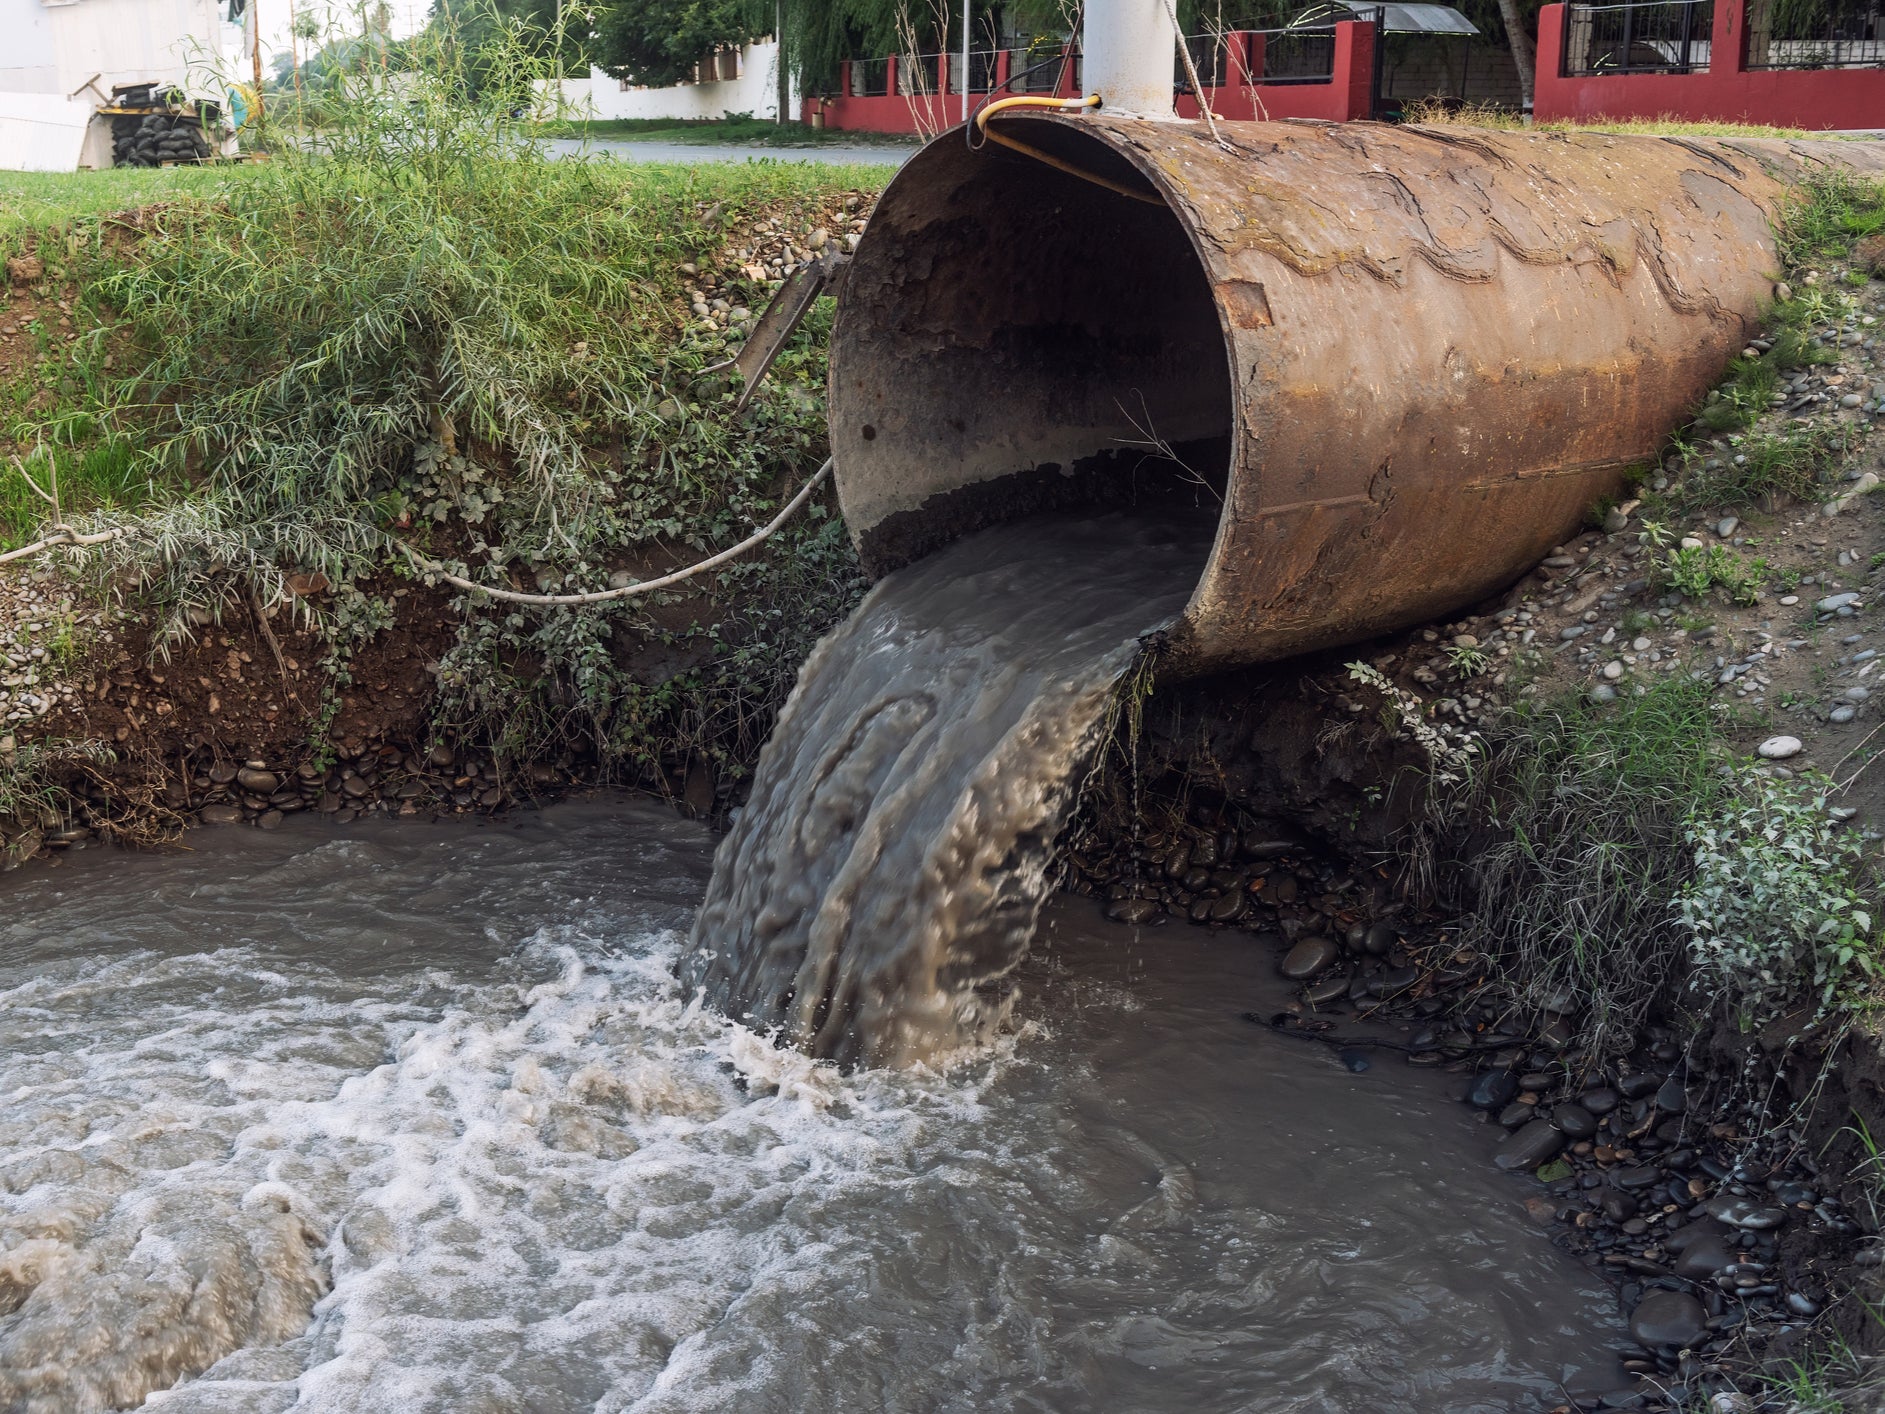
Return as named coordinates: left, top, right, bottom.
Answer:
left=0, top=808, right=1628, bottom=1412
left=0, top=904, right=1020, bottom=1413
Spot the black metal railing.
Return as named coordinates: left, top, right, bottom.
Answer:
left=1561, top=0, right=1713, bottom=73
left=851, top=57, right=890, bottom=96
left=1262, top=24, right=1343, bottom=82
left=947, top=48, right=1002, bottom=92
left=898, top=52, right=943, bottom=95
left=1180, top=32, right=1238, bottom=88
left=1175, top=25, right=1346, bottom=88
left=1005, top=45, right=1079, bottom=92
left=1745, top=0, right=1884, bottom=68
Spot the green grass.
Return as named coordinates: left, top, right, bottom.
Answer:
left=1778, top=168, right=1885, bottom=269
left=532, top=116, right=919, bottom=147
left=0, top=442, right=151, bottom=549
left=1416, top=674, right=1738, bottom=1060
left=0, top=12, right=893, bottom=785
left=1401, top=100, right=1828, bottom=140
left=1536, top=115, right=1826, bottom=139
left=1749, top=1329, right=1885, bottom=1414
left=1662, top=423, right=1851, bottom=510
left=0, top=166, right=239, bottom=241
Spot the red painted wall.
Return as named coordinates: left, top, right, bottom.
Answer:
left=809, top=23, right=1378, bottom=132
left=808, top=52, right=1047, bottom=134
left=1175, top=21, right=1377, bottom=121
left=1534, top=0, right=1885, bottom=129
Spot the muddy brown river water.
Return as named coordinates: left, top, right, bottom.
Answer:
left=0, top=798, right=1627, bottom=1411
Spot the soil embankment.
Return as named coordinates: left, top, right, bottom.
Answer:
left=6, top=147, right=1885, bottom=1412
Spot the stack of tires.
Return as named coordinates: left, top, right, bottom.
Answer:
left=110, top=113, right=212, bottom=168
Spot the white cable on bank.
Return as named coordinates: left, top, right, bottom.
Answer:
left=395, top=457, right=834, bottom=607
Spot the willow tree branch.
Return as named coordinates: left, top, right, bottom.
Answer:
left=0, top=525, right=124, bottom=564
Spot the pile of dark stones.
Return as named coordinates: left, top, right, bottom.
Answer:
left=41, top=739, right=570, bottom=849
left=1064, top=803, right=1476, bottom=1013
left=1477, top=1048, right=1861, bottom=1412
left=110, top=113, right=211, bottom=168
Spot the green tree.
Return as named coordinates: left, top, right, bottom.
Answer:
left=424, top=0, right=590, bottom=94
left=593, top=0, right=764, bottom=86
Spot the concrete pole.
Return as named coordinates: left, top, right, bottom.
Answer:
left=1083, top=0, right=1175, bottom=118
left=961, top=0, right=970, bottom=125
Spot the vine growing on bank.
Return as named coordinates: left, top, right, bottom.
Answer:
left=0, top=7, right=886, bottom=802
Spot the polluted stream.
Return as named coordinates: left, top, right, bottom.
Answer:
left=0, top=511, right=1628, bottom=1410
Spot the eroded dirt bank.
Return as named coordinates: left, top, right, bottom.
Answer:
left=5, top=143, right=1885, bottom=1412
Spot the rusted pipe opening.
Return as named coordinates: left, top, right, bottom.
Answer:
left=829, top=119, right=1232, bottom=577
left=832, top=119, right=1885, bottom=674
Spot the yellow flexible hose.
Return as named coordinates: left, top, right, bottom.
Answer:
left=972, top=94, right=1164, bottom=206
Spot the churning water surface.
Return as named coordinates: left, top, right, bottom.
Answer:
left=685, top=510, right=1219, bottom=1066
left=0, top=799, right=1626, bottom=1412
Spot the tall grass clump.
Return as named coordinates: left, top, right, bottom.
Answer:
left=1777, top=168, right=1885, bottom=271
left=38, top=10, right=858, bottom=647
left=1412, top=673, right=1882, bottom=1058
left=1664, top=421, right=1849, bottom=509
left=0, top=3, right=886, bottom=787
left=76, top=18, right=658, bottom=627
left=1417, top=675, right=1735, bottom=1059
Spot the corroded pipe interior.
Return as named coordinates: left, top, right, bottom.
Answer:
left=830, top=118, right=1885, bottom=675
left=829, top=122, right=1232, bottom=576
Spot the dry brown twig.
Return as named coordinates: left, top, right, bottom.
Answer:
left=2, top=454, right=124, bottom=565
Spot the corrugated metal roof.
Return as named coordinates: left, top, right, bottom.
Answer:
left=1378, top=3, right=1481, bottom=35
left=1297, top=1, right=1481, bottom=33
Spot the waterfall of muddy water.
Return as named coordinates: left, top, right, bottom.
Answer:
left=683, top=510, right=1219, bottom=1067
left=0, top=802, right=1626, bottom=1411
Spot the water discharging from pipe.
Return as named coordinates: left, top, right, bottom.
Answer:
left=681, top=508, right=1216, bottom=1067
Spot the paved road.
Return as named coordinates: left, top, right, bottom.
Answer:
left=541, top=137, right=917, bottom=167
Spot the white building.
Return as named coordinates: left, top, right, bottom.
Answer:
left=549, top=39, right=798, bottom=124
left=0, top=0, right=240, bottom=171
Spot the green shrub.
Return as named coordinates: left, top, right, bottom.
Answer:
left=1657, top=542, right=1769, bottom=604
left=1680, top=773, right=1877, bottom=1025
left=1415, top=675, right=1734, bottom=1059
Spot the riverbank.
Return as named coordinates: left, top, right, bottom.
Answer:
left=1047, top=176, right=1885, bottom=1409
left=4, top=122, right=1885, bottom=1407
left=0, top=103, right=890, bottom=843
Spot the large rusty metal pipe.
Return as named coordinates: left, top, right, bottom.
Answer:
left=828, top=119, right=1885, bottom=675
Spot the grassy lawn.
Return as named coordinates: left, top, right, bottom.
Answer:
left=0, top=79, right=894, bottom=771
left=1402, top=102, right=1834, bottom=140
left=1, top=152, right=888, bottom=538
left=534, top=116, right=919, bottom=147
left=1537, top=116, right=1831, bottom=139
left=0, top=165, right=244, bottom=240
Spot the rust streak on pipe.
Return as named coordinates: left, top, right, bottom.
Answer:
left=828, top=117, right=1885, bottom=675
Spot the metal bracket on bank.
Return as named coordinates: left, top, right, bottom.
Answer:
left=704, top=247, right=852, bottom=412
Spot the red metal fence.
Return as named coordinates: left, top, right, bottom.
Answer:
left=808, top=3, right=1879, bottom=135
left=806, top=23, right=1379, bottom=132
left=1535, top=0, right=1885, bottom=128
